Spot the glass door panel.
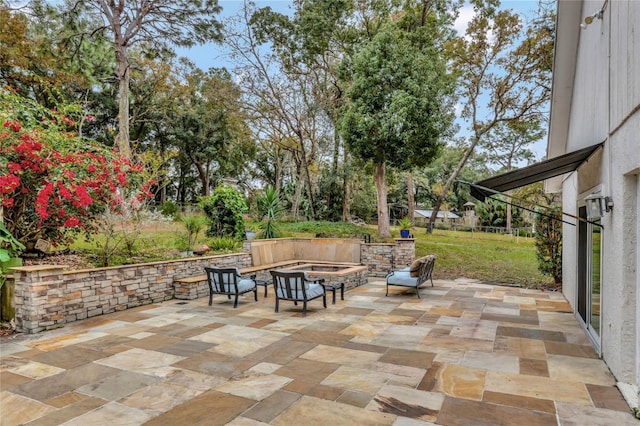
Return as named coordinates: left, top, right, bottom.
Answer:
left=590, top=222, right=601, bottom=337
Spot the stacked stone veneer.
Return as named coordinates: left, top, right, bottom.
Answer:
left=361, top=238, right=415, bottom=277
left=12, top=253, right=250, bottom=333
left=11, top=238, right=414, bottom=333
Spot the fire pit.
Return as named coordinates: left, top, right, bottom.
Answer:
left=282, top=263, right=368, bottom=291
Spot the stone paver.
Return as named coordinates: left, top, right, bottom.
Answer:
left=0, top=278, right=636, bottom=425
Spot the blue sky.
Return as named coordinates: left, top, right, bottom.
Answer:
left=180, top=0, right=542, bottom=71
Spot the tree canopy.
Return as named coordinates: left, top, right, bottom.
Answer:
left=339, top=3, right=456, bottom=237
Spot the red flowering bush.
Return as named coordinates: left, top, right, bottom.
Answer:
left=0, top=86, right=152, bottom=249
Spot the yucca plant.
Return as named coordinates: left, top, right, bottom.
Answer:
left=257, top=185, right=283, bottom=239
left=178, top=215, right=205, bottom=251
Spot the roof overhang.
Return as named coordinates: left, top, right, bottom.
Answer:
left=471, top=143, right=603, bottom=201
left=547, top=0, right=584, bottom=160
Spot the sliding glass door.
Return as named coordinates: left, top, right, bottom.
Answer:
left=577, top=206, right=602, bottom=351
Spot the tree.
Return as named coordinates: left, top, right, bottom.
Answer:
left=480, top=120, right=542, bottom=231
left=339, top=7, right=455, bottom=238
left=168, top=66, right=254, bottom=196
left=200, top=185, right=247, bottom=240
left=249, top=0, right=355, bottom=222
left=65, top=0, right=224, bottom=157
left=427, top=3, right=553, bottom=232
left=226, top=1, right=330, bottom=220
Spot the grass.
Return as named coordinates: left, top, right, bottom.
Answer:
left=413, top=229, right=551, bottom=287
left=66, top=219, right=551, bottom=287
left=277, top=221, right=552, bottom=287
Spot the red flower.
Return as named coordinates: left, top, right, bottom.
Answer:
left=64, top=216, right=80, bottom=227
left=57, top=182, right=72, bottom=200
left=73, top=185, right=93, bottom=207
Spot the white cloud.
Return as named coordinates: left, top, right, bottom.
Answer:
left=454, top=6, right=475, bottom=36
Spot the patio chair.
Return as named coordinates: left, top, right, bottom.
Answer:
left=204, top=266, right=258, bottom=308
left=270, top=270, right=326, bottom=316
left=386, top=255, right=436, bottom=298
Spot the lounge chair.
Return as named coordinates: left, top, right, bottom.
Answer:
left=270, top=270, right=326, bottom=316
left=386, top=255, right=436, bottom=298
left=204, top=266, right=258, bottom=308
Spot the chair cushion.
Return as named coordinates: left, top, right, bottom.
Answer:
left=409, top=257, right=424, bottom=277
left=276, top=282, right=325, bottom=300
left=223, top=278, right=256, bottom=293
left=387, top=271, right=419, bottom=287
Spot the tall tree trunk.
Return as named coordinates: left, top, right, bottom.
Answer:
left=298, top=142, right=316, bottom=219
left=407, top=172, right=415, bottom=222
left=292, top=166, right=304, bottom=219
left=342, top=147, right=350, bottom=222
left=114, top=44, right=131, bottom=158
left=327, top=131, right=340, bottom=220
left=505, top=164, right=513, bottom=232
left=374, top=162, right=390, bottom=238
left=428, top=137, right=480, bottom=233
left=192, top=161, right=210, bottom=196
left=506, top=191, right=512, bottom=232
left=273, top=146, right=282, bottom=193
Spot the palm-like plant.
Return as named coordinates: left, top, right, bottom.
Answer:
left=257, top=186, right=283, bottom=239
left=178, top=215, right=205, bottom=251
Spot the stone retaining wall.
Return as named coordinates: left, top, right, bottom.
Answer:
left=12, top=253, right=250, bottom=333
left=10, top=238, right=414, bottom=333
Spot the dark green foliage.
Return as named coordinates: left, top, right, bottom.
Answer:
left=339, top=19, right=455, bottom=171
left=256, top=185, right=283, bottom=239
left=159, top=201, right=179, bottom=218
left=206, top=237, right=240, bottom=252
left=477, top=198, right=523, bottom=228
left=534, top=206, right=562, bottom=284
left=199, top=185, right=248, bottom=240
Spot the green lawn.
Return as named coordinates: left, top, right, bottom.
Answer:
left=67, top=219, right=552, bottom=288
left=279, top=221, right=552, bottom=288
left=413, top=229, right=551, bottom=287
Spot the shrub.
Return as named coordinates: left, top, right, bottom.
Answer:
left=0, top=86, right=150, bottom=249
left=199, top=185, right=247, bottom=240
left=534, top=206, right=562, bottom=284
left=159, top=201, right=179, bottom=218
left=206, top=236, right=240, bottom=252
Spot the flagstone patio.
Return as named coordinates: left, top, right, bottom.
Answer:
left=0, top=278, right=636, bottom=425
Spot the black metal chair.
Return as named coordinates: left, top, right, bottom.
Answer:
left=204, top=267, right=257, bottom=308
left=386, top=255, right=436, bottom=298
left=270, top=270, right=326, bottom=316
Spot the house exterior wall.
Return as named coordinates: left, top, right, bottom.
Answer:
left=555, top=0, right=640, bottom=405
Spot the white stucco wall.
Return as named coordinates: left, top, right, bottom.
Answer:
left=565, top=0, right=609, bottom=152
left=561, top=174, right=578, bottom=311
left=558, top=0, right=640, bottom=394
